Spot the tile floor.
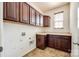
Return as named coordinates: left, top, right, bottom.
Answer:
left=24, top=47, right=70, bottom=57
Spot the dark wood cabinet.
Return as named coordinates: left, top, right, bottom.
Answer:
left=3, top=2, right=50, bottom=27
left=48, top=35, right=55, bottom=48
left=20, top=2, right=30, bottom=24
left=35, top=15, right=50, bottom=27
left=30, top=7, right=36, bottom=25
left=36, top=34, right=47, bottom=49
left=3, top=2, right=19, bottom=21
left=61, top=36, right=71, bottom=52
left=48, top=35, right=71, bottom=53
left=43, top=16, right=50, bottom=27
left=36, top=34, right=71, bottom=53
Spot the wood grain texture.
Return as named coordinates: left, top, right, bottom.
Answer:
left=3, top=2, right=19, bottom=21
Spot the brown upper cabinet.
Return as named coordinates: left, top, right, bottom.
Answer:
left=20, top=2, right=30, bottom=24
left=30, top=7, right=36, bottom=25
left=43, top=16, right=50, bottom=27
left=48, top=35, right=71, bottom=53
left=3, top=2, right=19, bottom=21
left=3, top=2, right=50, bottom=27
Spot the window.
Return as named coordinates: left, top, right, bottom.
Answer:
left=78, top=8, right=79, bottom=29
left=54, top=11, right=64, bottom=29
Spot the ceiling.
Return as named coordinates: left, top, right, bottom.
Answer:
left=31, top=2, right=69, bottom=12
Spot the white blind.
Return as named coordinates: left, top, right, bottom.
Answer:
left=54, top=12, right=64, bottom=28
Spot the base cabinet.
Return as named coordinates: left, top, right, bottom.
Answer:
left=36, top=34, right=71, bottom=53
left=48, top=35, right=71, bottom=53
left=36, top=35, right=47, bottom=49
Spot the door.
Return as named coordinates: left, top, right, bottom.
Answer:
left=20, top=2, right=30, bottom=24
left=39, top=14, right=43, bottom=26
left=48, top=35, right=55, bottom=48
left=0, top=21, right=2, bottom=57
left=0, top=2, right=3, bottom=57
left=3, top=2, right=19, bottom=21
left=61, top=37, right=70, bottom=52
left=36, top=35, right=43, bottom=48
left=70, top=2, right=79, bottom=56
left=36, top=35, right=46, bottom=49
left=0, top=20, right=3, bottom=57
left=36, top=11, right=40, bottom=26
left=30, top=7, right=36, bottom=25
left=43, top=16, right=50, bottom=27
left=55, top=36, right=61, bottom=50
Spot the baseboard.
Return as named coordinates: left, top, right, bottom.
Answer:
left=22, top=47, right=36, bottom=57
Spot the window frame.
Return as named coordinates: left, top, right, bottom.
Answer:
left=53, top=11, right=64, bottom=29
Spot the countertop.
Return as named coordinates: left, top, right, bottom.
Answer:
left=36, top=32, right=71, bottom=36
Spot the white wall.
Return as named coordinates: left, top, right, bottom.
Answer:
left=70, top=2, right=79, bottom=57
left=1, top=2, right=43, bottom=57
left=43, top=4, right=70, bottom=33
left=2, top=22, right=43, bottom=57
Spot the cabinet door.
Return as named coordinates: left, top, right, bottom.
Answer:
left=39, top=14, right=43, bottom=26
left=30, top=7, right=36, bottom=25
left=20, top=2, right=29, bottom=24
left=3, top=2, right=19, bottom=21
left=61, top=38, right=69, bottom=51
left=48, top=35, right=71, bottom=53
left=36, top=35, right=46, bottom=49
left=61, top=36, right=71, bottom=52
left=36, top=11, right=40, bottom=26
left=54, top=36, right=61, bottom=50
left=48, top=35, right=55, bottom=48
left=43, top=16, right=50, bottom=27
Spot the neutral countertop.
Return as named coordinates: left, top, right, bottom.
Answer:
left=36, top=32, right=71, bottom=36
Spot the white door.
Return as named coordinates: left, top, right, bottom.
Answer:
left=70, top=2, right=79, bottom=57
left=0, top=21, right=2, bottom=57
left=0, top=2, right=3, bottom=57
left=0, top=21, right=1, bottom=56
